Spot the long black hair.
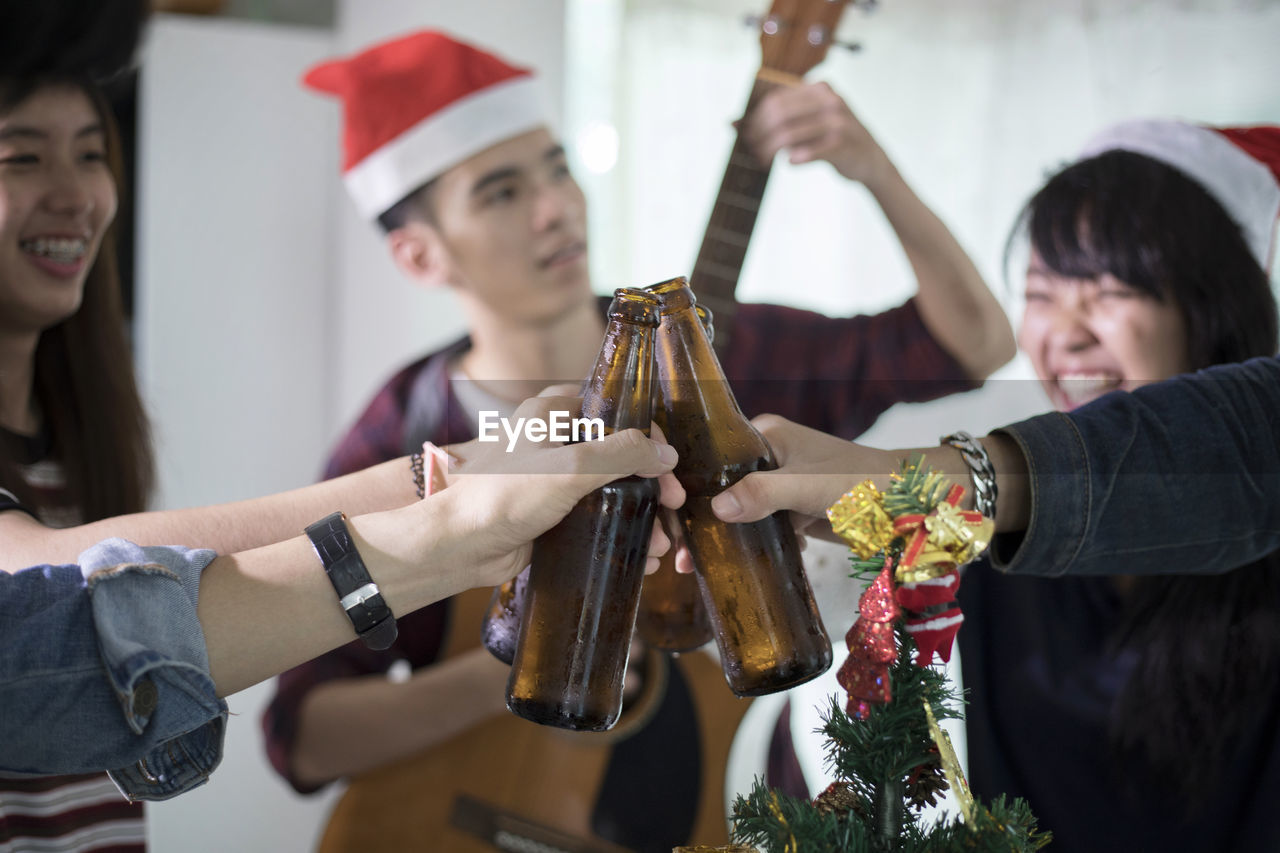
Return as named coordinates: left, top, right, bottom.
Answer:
left=1011, top=149, right=1280, bottom=803
left=0, top=0, right=149, bottom=81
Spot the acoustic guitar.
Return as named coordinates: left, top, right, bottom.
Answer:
left=319, top=586, right=749, bottom=852
left=318, top=3, right=851, bottom=849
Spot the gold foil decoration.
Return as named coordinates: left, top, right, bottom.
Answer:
left=924, top=502, right=993, bottom=565
left=922, top=699, right=975, bottom=823
left=894, top=555, right=959, bottom=585
left=827, top=481, right=897, bottom=559
left=894, top=501, right=994, bottom=583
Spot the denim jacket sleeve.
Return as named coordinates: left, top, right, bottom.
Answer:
left=988, top=354, right=1280, bottom=577
left=0, top=538, right=227, bottom=801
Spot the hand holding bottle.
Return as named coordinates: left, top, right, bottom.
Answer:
left=440, top=393, right=682, bottom=590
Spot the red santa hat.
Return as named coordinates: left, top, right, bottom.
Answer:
left=1079, top=119, right=1280, bottom=270
left=303, top=30, right=548, bottom=220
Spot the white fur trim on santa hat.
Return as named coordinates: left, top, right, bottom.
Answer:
left=344, top=76, right=547, bottom=220
left=1079, top=119, right=1280, bottom=270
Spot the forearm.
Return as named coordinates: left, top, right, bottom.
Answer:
left=0, top=457, right=416, bottom=573
left=863, top=161, right=1015, bottom=379
left=992, top=356, right=1280, bottom=576
left=289, top=647, right=510, bottom=786
left=198, top=495, right=472, bottom=697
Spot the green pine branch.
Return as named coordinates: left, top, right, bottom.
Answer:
left=882, top=453, right=952, bottom=518
left=729, top=630, right=1050, bottom=852
left=732, top=781, right=876, bottom=853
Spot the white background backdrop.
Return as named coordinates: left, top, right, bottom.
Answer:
left=135, top=0, right=1279, bottom=849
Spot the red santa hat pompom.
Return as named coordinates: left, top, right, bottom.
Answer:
left=303, top=30, right=548, bottom=220
left=1079, top=119, right=1280, bottom=271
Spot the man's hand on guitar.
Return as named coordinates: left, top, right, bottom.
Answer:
left=739, top=81, right=889, bottom=187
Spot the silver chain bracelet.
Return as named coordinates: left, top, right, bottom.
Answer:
left=939, top=431, right=997, bottom=519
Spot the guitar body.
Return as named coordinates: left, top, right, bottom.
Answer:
left=318, top=588, right=753, bottom=852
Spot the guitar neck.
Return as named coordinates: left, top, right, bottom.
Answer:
left=689, top=77, right=780, bottom=354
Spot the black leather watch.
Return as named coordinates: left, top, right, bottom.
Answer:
left=304, top=512, right=398, bottom=650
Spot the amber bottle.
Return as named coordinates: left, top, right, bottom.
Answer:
left=480, top=566, right=527, bottom=664
left=506, top=288, right=662, bottom=730
left=484, top=310, right=712, bottom=662
left=645, top=276, right=831, bottom=696
left=636, top=304, right=716, bottom=654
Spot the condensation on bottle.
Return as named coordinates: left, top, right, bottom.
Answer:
left=645, top=276, right=831, bottom=697
left=505, top=288, right=663, bottom=730
left=636, top=304, right=716, bottom=654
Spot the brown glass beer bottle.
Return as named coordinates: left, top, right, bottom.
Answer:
left=646, top=276, right=831, bottom=696
left=635, top=516, right=712, bottom=654
left=506, top=288, right=663, bottom=730
left=485, top=308, right=712, bottom=661
left=480, top=566, right=527, bottom=664
left=636, top=304, right=716, bottom=654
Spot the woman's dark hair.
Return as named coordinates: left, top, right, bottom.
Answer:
left=0, top=0, right=150, bottom=81
left=0, top=76, right=153, bottom=521
left=1009, top=149, right=1278, bottom=367
left=1010, top=149, right=1280, bottom=803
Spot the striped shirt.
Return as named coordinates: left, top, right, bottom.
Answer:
left=0, top=775, right=145, bottom=852
left=1, top=426, right=146, bottom=852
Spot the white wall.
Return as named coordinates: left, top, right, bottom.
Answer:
left=136, top=15, right=342, bottom=852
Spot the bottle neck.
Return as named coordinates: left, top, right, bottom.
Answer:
left=582, top=316, right=656, bottom=435
left=653, top=294, right=761, bottom=469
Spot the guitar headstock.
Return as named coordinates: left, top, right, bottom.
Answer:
left=756, top=0, right=851, bottom=77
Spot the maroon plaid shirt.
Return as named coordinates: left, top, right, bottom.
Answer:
left=261, top=296, right=974, bottom=792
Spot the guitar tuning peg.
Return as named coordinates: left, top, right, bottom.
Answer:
left=743, top=13, right=787, bottom=36
left=834, top=40, right=863, bottom=53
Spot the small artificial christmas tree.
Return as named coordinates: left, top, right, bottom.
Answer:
left=724, top=455, right=1050, bottom=853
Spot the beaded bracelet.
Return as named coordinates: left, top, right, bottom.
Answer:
left=410, top=443, right=452, bottom=499
left=409, top=451, right=426, bottom=499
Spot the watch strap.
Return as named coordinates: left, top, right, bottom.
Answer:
left=305, top=512, right=398, bottom=650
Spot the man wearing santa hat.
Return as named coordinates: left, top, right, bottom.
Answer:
left=261, top=28, right=1015, bottom=848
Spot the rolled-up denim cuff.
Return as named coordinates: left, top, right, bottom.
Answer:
left=108, top=715, right=226, bottom=801
left=80, top=539, right=228, bottom=800
left=990, top=412, right=1091, bottom=577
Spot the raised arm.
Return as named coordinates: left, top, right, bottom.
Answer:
left=740, top=81, right=1016, bottom=379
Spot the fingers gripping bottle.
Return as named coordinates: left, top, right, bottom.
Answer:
left=505, top=288, right=663, bottom=730
left=645, top=276, right=831, bottom=696
left=636, top=305, right=717, bottom=654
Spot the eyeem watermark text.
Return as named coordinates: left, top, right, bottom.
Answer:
left=477, top=410, right=605, bottom=451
